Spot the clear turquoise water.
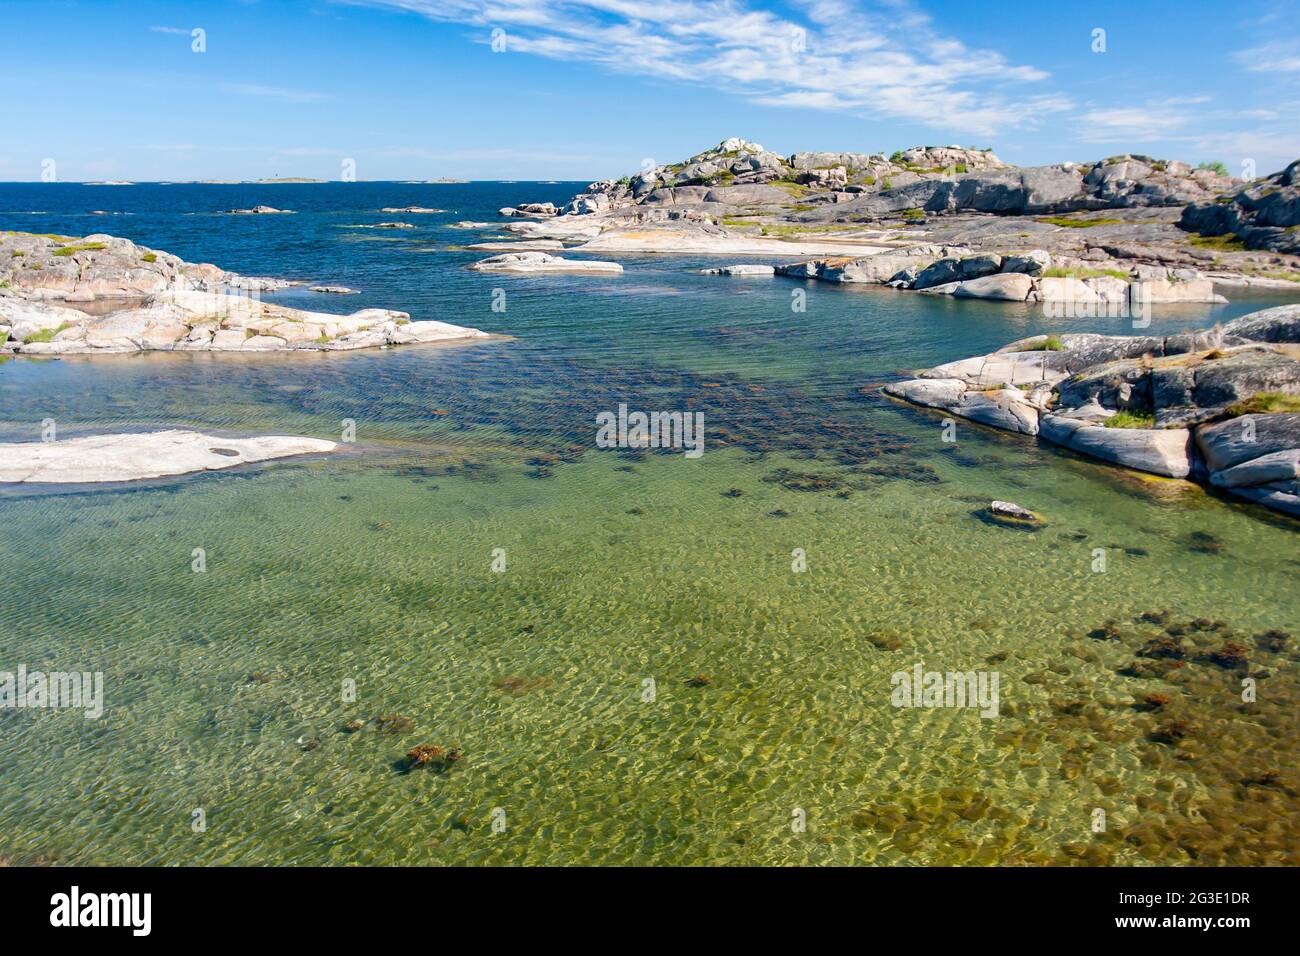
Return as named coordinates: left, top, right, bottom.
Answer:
left=1, top=185, right=1297, bottom=865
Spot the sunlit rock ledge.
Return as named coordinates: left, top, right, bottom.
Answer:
left=0, top=230, right=494, bottom=356
left=0, top=430, right=337, bottom=483
left=883, top=304, right=1300, bottom=517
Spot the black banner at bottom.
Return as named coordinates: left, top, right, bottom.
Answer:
left=0, top=865, right=1281, bottom=942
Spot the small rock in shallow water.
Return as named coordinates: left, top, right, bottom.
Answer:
left=989, top=500, right=1041, bottom=523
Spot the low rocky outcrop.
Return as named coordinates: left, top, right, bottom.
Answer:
left=771, top=247, right=1226, bottom=304
left=1221, top=304, right=1300, bottom=343
left=884, top=306, right=1300, bottom=517
left=226, top=205, right=293, bottom=215
left=1180, top=160, right=1300, bottom=254
left=500, top=202, right=559, bottom=218
left=0, top=430, right=336, bottom=483
left=700, top=264, right=775, bottom=276
left=467, top=252, right=623, bottom=274
left=0, top=231, right=494, bottom=356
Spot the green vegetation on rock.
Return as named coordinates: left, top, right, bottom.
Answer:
left=1187, top=232, right=1246, bottom=251
left=1043, top=266, right=1130, bottom=280
left=23, top=322, right=71, bottom=344
left=51, top=242, right=107, bottom=256
left=1035, top=216, right=1124, bottom=228
left=1103, top=411, right=1157, bottom=429
left=1226, top=392, right=1300, bottom=416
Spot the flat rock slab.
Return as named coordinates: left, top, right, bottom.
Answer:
left=467, top=240, right=568, bottom=252
left=0, top=430, right=337, bottom=483
left=1041, top=416, right=1191, bottom=477
left=701, top=264, right=776, bottom=276
left=576, top=230, right=889, bottom=257
left=469, top=252, right=623, bottom=274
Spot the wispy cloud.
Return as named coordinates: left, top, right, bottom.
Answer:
left=339, top=0, right=1068, bottom=137
left=149, top=26, right=191, bottom=35
left=1076, top=105, right=1193, bottom=143
left=221, top=83, right=329, bottom=102
left=1235, top=41, right=1300, bottom=74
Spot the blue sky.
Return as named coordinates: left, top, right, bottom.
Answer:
left=2, top=0, right=1298, bottom=181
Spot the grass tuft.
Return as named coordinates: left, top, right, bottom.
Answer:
left=1103, top=411, right=1157, bottom=429
left=1226, top=392, right=1300, bottom=416
left=1035, top=216, right=1124, bottom=228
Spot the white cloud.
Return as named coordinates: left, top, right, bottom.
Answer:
left=339, top=0, right=1066, bottom=136
left=1076, top=106, right=1191, bottom=142
left=150, top=26, right=191, bottom=35
left=1236, top=42, right=1300, bottom=74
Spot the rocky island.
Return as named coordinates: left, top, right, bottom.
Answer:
left=490, top=138, right=1300, bottom=301
left=0, top=230, right=493, bottom=356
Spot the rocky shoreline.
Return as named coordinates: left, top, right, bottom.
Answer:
left=0, top=231, right=493, bottom=356
left=481, top=137, right=1300, bottom=303
left=883, top=304, right=1300, bottom=517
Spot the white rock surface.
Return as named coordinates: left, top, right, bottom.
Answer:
left=1040, top=416, right=1192, bottom=477
left=952, top=273, right=1034, bottom=301
left=0, top=430, right=337, bottom=483
left=575, top=230, right=889, bottom=257
left=884, top=378, right=967, bottom=408
left=468, top=252, right=624, bottom=274
left=467, top=240, right=567, bottom=252
left=990, top=500, right=1040, bottom=521
left=700, top=264, right=777, bottom=276
left=1210, top=449, right=1300, bottom=488
left=1135, top=278, right=1227, bottom=304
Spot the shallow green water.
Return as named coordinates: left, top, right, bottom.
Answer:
left=2, top=348, right=1297, bottom=865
